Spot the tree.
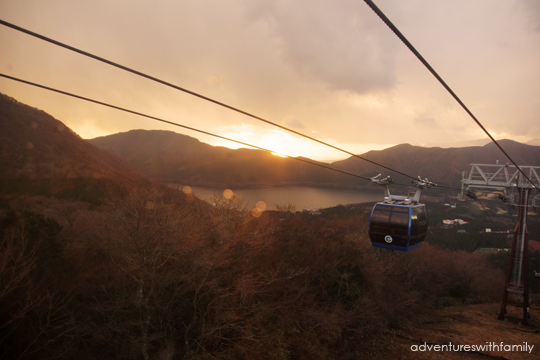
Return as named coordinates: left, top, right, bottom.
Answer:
left=73, top=186, right=213, bottom=359
left=275, top=202, right=296, bottom=213
left=0, top=210, right=77, bottom=360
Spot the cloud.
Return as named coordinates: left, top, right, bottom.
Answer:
left=244, top=0, right=399, bottom=94
left=0, top=0, right=539, bottom=157
left=517, top=1, right=540, bottom=33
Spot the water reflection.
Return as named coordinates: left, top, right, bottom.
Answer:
left=171, top=185, right=382, bottom=210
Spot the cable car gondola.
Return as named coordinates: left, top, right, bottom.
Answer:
left=368, top=175, right=434, bottom=251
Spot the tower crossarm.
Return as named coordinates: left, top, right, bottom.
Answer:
left=463, top=164, right=540, bottom=189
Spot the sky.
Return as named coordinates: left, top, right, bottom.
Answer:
left=1, top=0, right=539, bottom=161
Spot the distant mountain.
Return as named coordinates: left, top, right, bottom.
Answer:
left=0, top=93, right=150, bottom=202
left=88, top=130, right=540, bottom=190
left=420, top=138, right=540, bottom=148
left=332, top=140, right=540, bottom=187
left=88, top=130, right=348, bottom=188
left=420, top=138, right=491, bottom=148
left=421, top=137, right=540, bottom=148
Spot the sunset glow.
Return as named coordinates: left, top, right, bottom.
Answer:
left=1, top=0, right=539, bottom=159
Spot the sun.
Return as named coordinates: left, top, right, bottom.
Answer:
left=210, top=127, right=308, bottom=159
left=258, top=131, right=298, bottom=157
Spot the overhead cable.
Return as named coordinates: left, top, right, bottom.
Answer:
left=363, top=0, right=540, bottom=192
left=0, top=18, right=420, bottom=183
left=0, top=73, right=373, bottom=183
left=477, top=198, right=502, bottom=232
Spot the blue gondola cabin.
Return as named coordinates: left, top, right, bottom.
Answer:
left=368, top=202, right=428, bottom=251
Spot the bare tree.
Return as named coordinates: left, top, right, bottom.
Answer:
left=73, top=186, right=208, bottom=359
left=0, top=211, right=78, bottom=359
left=274, top=202, right=296, bottom=213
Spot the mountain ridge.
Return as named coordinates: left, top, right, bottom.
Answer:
left=333, top=139, right=540, bottom=187
left=0, top=93, right=152, bottom=202
left=3, top=92, right=538, bottom=194
left=88, top=130, right=540, bottom=189
left=88, top=129, right=348, bottom=188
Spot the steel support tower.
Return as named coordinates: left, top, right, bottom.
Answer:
left=459, top=163, right=540, bottom=326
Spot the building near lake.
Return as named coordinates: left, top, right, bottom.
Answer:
left=443, top=219, right=468, bottom=228
left=447, top=219, right=468, bottom=225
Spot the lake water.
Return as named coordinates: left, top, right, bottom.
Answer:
left=185, top=185, right=382, bottom=210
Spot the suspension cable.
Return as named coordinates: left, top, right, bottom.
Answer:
left=0, top=73, right=375, bottom=183
left=0, top=18, right=421, bottom=183
left=477, top=198, right=502, bottom=232
left=363, top=0, right=540, bottom=192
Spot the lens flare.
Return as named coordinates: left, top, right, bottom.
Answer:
left=251, top=207, right=262, bottom=218
left=182, top=185, right=192, bottom=194
left=256, top=201, right=266, bottom=211
left=223, top=189, right=234, bottom=199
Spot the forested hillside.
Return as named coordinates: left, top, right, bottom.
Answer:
left=0, top=93, right=151, bottom=204
left=0, top=187, right=506, bottom=359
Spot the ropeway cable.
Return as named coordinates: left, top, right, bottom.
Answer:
left=477, top=198, right=502, bottom=232
left=0, top=18, right=422, bottom=183
left=363, top=0, right=540, bottom=193
left=0, top=73, right=374, bottom=183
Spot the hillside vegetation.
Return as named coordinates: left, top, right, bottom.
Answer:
left=0, top=93, right=151, bottom=204
left=0, top=186, right=508, bottom=360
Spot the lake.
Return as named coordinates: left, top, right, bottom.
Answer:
left=180, top=185, right=383, bottom=210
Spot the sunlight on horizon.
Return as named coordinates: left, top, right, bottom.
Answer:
left=75, top=121, right=396, bottom=162
left=211, top=133, right=396, bottom=162
left=75, top=121, right=116, bottom=140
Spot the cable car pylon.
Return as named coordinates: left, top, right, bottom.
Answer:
left=498, top=187, right=530, bottom=325
left=459, top=163, right=540, bottom=326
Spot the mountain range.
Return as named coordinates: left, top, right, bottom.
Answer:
left=87, top=130, right=344, bottom=188
left=2, top=92, right=540, bottom=199
left=88, top=129, right=540, bottom=189
left=420, top=137, right=540, bottom=148
left=331, top=140, right=540, bottom=187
